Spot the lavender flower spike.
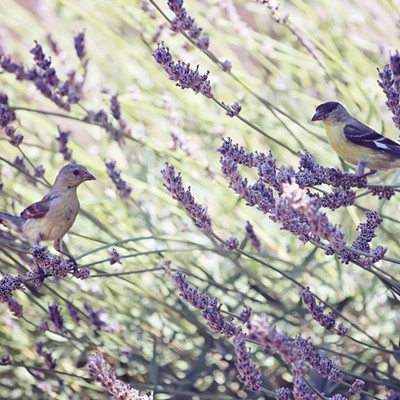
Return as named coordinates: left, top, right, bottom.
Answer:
left=74, top=32, right=86, bottom=60
left=161, top=163, right=212, bottom=230
left=48, top=304, right=65, bottom=332
left=0, top=272, right=24, bottom=317
left=171, top=270, right=237, bottom=337
left=153, top=43, right=213, bottom=98
left=87, top=353, right=153, bottom=400
left=105, top=160, right=132, bottom=199
left=233, top=329, right=263, bottom=392
left=167, top=0, right=209, bottom=49
left=301, top=287, right=347, bottom=333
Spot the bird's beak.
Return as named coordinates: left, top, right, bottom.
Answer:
left=311, top=110, right=322, bottom=122
left=83, top=171, right=96, bottom=181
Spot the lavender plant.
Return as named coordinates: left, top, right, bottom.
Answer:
left=0, top=0, right=399, bottom=399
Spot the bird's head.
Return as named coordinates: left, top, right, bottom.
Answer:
left=54, top=164, right=96, bottom=188
left=311, top=102, right=350, bottom=124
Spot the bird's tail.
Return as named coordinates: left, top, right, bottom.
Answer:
left=0, top=212, right=24, bottom=232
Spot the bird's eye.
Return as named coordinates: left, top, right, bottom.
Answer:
left=73, top=169, right=80, bottom=176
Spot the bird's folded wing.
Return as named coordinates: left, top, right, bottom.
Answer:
left=20, top=198, right=50, bottom=219
left=344, top=122, right=400, bottom=155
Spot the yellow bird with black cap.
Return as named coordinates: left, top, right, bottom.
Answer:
left=311, top=101, right=400, bottom=175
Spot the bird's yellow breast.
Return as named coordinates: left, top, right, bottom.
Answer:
left=323, top=121, right=400, bottom=170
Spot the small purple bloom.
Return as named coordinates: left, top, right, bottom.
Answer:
left=67, top=303, right=81, bottom=323
left=222, top=60, right=232, bottom=73
left=348, top=379, right=365, bottom=395
left=109, top=248, right=121, bottom=265
left=110, top=94, right=121, bottom=120
left=239, top=307, right=252, bottom=323
left=275, top=387, right=291, bottom=400
left=34, top=164, right=45, bottom=178
left=0, top=273, right=24, bottom=303
left=0, top=93, right=16, bottom=128
left=0, top=354, right=13, bottom=366
left=226, top=236, right=239, bottom=250
left=74, top=32, right=86, bottom=60
left=72, top=267, right=90, bottom=280
left=245, top=221, right=261, bottom=251
left=48, top=304, right=64, bottom=332
left=223, top=101, right=242, bottom=117
left=335, top=322, right=349, bottom=337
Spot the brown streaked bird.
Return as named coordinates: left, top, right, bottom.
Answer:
left=311, top=101, right=400, bottom=175
left=0, top=164, right=95, bottom=259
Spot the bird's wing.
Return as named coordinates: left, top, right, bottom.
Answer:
left=344, top=120, right=400, bottom=155
left=20, top=194, right=55, bottom=219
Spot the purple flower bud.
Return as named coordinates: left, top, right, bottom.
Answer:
left=197, top=36, right=210, bottom=50
left=276, top=387, right=291, bottom=400
left=239, top=307, right=252, bottom=323
left=226, top=236, right=239, bottom=250
left=245, top=221, right=261, bottom=251
left=222, top=60, right=232, bottom=72
left=73, top=267, right=90, bottom=280
left=67, top=303, right=81, bottom=323
left=34, top=165, right=45, bottom=178
left=48, top=304, right=64, bottom=332
left=0, top=94, right=16, bottom=128
left=349, top=378, right=365, bottom=395
left=0, top=273, right=24, bottom=304
left=110, top=94, right=121, bottom=120
left=109, top=248, right=121, bottom=265
left=223, top=101, right=242, bottom=117
left=0, top=354, right=13, bottom=366
left=74, top=32, right=86, bottom=60
left=8, top=134, right=23, bottom=147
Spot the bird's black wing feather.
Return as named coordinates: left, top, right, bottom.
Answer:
left=344, top=121, right=400, bottom=155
